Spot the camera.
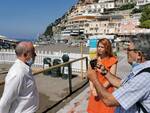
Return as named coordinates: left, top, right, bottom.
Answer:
left=90, top=59, right=97, bottom=69
left=90, top=59, right=108, bottom=75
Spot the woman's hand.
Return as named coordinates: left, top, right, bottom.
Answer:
left=96, top=65, right=108, bottom=76
left=87, top=66, right=98, bottom=82
left=89, top=81, right=98, bottom=96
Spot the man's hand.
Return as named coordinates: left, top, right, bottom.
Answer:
left=96, top=66, right=121, bottom=88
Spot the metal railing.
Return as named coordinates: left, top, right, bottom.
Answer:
left=0, top=56, right=89, bottom=112
left=34, top=56, right=88, bottom=94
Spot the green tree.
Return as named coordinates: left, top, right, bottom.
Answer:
left=119, top=3, right=135, bottom=10
left=140, top=5, right=150, bottom=28
left=43, top=24, right=53, bottom=37
left=140, top=5, right=150, bottom=23
left=94, top=0, right=99, bottom=3
left=140, top=20, right=150, bottom=28
left=131, top=8, right=142, bottom=14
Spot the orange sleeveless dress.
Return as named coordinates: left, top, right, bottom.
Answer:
left=87, top=56, right=118, bottom=113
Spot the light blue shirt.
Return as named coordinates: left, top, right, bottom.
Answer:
left=113, top=61, right=150, bottom=113
left=0, top=59, right=39, bottom=113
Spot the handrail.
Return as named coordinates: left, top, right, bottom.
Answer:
left=0, top=71, right=8, bottom=74
left=33, top=56, right=88, bottom=75
left=0, top=57, right=88, bottom=86
left=0, top=56, right=89, bottom=112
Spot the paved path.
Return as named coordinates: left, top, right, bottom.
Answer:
left=57, top=88, right=89, bottom=113
left=57, top=51, right=131, bottom=113
left=35, top=43, right=89, bottom=54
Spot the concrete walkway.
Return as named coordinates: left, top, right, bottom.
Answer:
left=57, top=51, right=131, bottom=113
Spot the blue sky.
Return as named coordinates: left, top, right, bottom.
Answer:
left=0, top=0, right=77, bottom=41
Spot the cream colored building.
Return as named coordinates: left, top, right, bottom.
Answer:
left=115, top=0, right=136, bottom=7
left=98, top=0, right=115, bottom=9
left=84, top=15, right=123, bottom=36
left=64, top=15, right=96, bottom=35
left=60, top=0, right=139, bottom=39
left=137, top=0, right=150, bottom=6
left=61, top=13, right=123, bottom=38
left=70, top=0, right=115, bottom=18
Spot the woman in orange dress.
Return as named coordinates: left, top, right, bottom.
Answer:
left=87, top=38, right=118, bottom=113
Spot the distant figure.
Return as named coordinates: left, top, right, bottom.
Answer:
left=88, top=33, right=150, bottom=113
left=0, top=42, right=39, bottom=113
left=87, top=38, right=118, bottom=113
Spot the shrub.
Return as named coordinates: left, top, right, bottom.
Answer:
left=131, top=8, right=142, bottom=14
left=140, top=20, right=150, bottom=28
left=119, top=3, right=135, bottom=10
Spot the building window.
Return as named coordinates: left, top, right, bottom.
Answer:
left=106, top=4, right=108, bottom=8
left=107, top=29, right=109, bottom=33
left=104, top=29, right=106, bottom=33
left=85, top=23, right=89, bottom=27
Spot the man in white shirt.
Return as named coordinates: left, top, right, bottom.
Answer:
left=0, top=42, right=39, bottom=113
